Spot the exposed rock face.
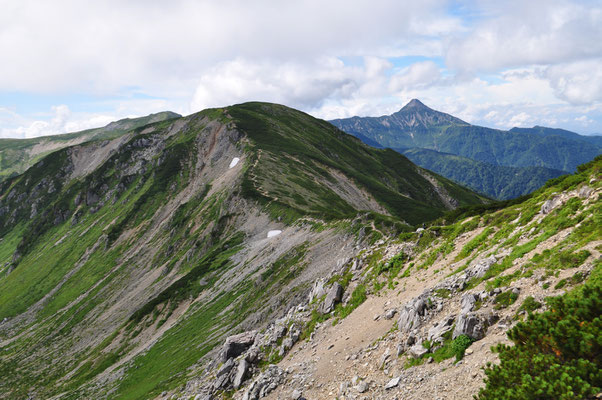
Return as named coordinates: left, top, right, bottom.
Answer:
left=242, top=365, right=286, bottom=400
left=221, top=331, right=257, bottom=362
left=308, top=279, right=326, bottom=303
left=427, top=315, right=455, bottom=341
left=453, top=312, right=498, bottom=340
left=233, top=359, right=250, bottom=389
left=321, top=282, right=344, bottom=314
left=397, top=294, right=432, bottom=332
left=540, top=194, right=565, bottom=214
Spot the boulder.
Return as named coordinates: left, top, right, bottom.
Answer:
left=384, top=376, right=401, bottom=389
left=540, top=195, right=565, bottom=214
left=460, top=293, right=478, bottom=314
left=321, top=282, right=344, bottom=314
left=213, top=358, right=234, bottom=390
left=222, top=330, right=257, bottom=362
left=397, top=295, right=430, bottom=332
left=453, top=312, right=498, bottom=340
left=233, top=359, right=250, bottom=389
left=427, top=315, right=455, bottom=341
left=408, top=343, right=429, bottom=358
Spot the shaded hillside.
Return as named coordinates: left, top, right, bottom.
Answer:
left=0, top=111, right=181, bottom=182
left=401, top=147, right=566, bottom=199
left=0, top=102, right=485, bottom=400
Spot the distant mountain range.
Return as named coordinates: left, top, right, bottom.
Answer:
left=330, top=99, right=602, bottom=199
left=0, top=111, right=181, bottom=183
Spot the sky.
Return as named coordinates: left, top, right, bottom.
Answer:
left=1, top=0, right=602, bottom=139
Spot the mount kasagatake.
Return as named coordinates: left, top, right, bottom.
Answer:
left=330, top=99, right=602, bottom=199
left=0, top=102, right=600, bottom=400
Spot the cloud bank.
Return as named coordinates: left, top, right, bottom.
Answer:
left=1, top=0, right=601, bottom=137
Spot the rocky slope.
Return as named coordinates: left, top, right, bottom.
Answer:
left=0, top=111, right=181, bottom=183
left=0, top=102, right=486, bottom=400
left=178, top=156, right=600, bottom=400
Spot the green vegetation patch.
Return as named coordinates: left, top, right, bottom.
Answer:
left=477, top=283, right=602, bottom=400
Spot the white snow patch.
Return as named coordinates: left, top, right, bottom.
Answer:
left=229, top=157, right=240, bottom=169
left=267, top=230, right=282, bottom=238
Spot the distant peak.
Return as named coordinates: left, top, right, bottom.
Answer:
left=400, top=99, right=430, bottom=111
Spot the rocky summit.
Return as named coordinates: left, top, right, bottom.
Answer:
left=0, top=102, right=600, bottom=400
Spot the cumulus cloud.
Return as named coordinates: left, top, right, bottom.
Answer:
left=0, top=105, right=116, bottom=139
left=545, top=59, right=602, bottom=104
left=1, top=0, right=602, bottom=137
left=190, top=57, right=445, bottom=119
left=446, top=0, right=602, bottom=73
left=0, top=0, right=456, bottom=95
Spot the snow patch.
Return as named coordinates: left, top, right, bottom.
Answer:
left=267, top=230, right=282, bottom=238
left=229, top=157, right=240, bottom=168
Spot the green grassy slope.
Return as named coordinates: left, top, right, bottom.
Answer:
left=401, top=147, right=567, bottom=200
left=228, top=102, right=486, bottom=225
left=0, top=102, right=487, bottom=399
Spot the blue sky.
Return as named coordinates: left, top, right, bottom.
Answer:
left=1, top=0, right=602, bottom=138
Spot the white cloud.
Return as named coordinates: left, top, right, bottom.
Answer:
left=1, top=0, right=601, bottom=136
left=545, top=59, right=602, bottom=104
left=0, top=105, right=116, bottom=139
left=390, top=61, right=441, bottom=92
left=0, top=0, right=455, bottom=95
left=446, top=0, right=602, bottom=73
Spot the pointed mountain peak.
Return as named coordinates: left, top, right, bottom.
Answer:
left=399, top=99, right=433, bottom=112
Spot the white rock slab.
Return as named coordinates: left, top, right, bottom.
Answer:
left=267, top=230, right=282, bottom=238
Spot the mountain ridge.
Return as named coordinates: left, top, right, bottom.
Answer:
left=330, top=99, right=602, bottom=199
left=0, top=102, right=486, bottom=399
left=0, top=111, right=181, bottom=183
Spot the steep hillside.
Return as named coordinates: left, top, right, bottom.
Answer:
left=510, top=125, right=602, bottom=146
left=0, top=111, right=181, bottom=182
left=181, top=155, right=599, bottom=400
left=401, top=147, right=566, bottom=199
left=0, top=102, right=485, bottom=400
left=330, top=99, right=601, bottom=175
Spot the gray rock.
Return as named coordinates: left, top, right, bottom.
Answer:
left=453, top=312, right=497, bottom=340
left=471, top=256, right=497, bottom=279
left=460, top=293, right=478, bottom=314
left=291, top=389, right=303, bottom=400
left=222, top=330, right=257, bottom=362
left=233, top=359, right=250, bottom=389
left=397, top=295, right=430, bottom=332
left=540, top=195, right=565, bottom=214
left=408, top=343, right=429, bottom=358
left=578, top=185, right=593, bottom=198
left=213, top=358, right=234, bottom=390
left=308, top=279, right=326, bottom=303
left=384, top=376, right=401, bottom=389
left=321, top=282, right=344, bottom=314
left=427, top=315, right=455, bottom=341
left=355, top=381, right=368, bottom=393
left=384, top=309, right=397, bottom=319
left=243, top=365, right=285, bottom=400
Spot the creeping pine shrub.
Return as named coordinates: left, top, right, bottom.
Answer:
left=452, top=334, right=474, bottom=361
left=477, top=283, right=602, bottom=400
